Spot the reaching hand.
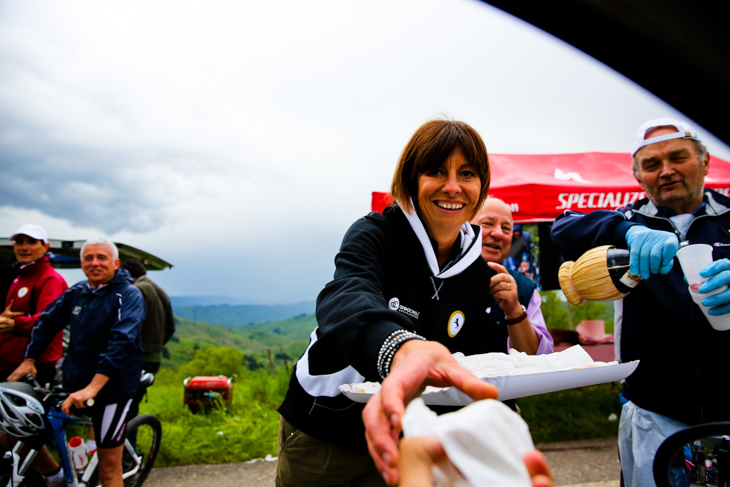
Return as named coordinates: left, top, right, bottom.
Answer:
left=399, top=437, right=555, bottom=487
left=362, top=340, right=498, bottom=485
left=625, top=226, right=679, bottom=279
left=524, top=450, right=555, bottom=487
left=399, top=436, right=446, bottom=487
left=698, top=259, right=730, bottom=315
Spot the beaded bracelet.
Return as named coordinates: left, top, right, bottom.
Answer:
left=376, top=329, right=427, bottom=379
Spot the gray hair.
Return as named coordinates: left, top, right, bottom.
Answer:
left=632, top=139, right=708, bottom=180
left=81, top=238, right=119, bottom=261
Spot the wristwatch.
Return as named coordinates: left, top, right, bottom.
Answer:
left=505, top=305, right=527, bottom=325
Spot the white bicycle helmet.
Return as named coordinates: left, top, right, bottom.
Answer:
left=0, top=382, right=47, bottom=438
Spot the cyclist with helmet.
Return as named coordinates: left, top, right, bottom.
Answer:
left=7, top=238, right=145, bottom=487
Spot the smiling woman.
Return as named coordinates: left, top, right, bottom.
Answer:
left=275, top=119, right=554, bottom=487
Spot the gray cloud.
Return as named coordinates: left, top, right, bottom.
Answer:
left=2, top=0, right=729, bottom=303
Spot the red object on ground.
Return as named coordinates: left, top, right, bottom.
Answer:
left=371, top=152, right=730, bottom=223
left=183, top=376, right=233, bottom=408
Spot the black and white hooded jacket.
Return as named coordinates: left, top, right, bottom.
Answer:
left=278, top=205, right=526, bottom=451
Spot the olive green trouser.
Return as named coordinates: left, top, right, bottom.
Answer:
left=275, top=417, right=387, bottom=487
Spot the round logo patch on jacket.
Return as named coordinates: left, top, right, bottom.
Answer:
left=448, top=311, right=465, bottom=337
left=17, top=287, right=29, bottom=298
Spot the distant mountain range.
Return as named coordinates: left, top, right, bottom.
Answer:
left=170, top=295, right=288, bottom=307
left=172, top=300, right=316, bottom=328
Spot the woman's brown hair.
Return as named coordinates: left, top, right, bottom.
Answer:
left=390, top=119, right=490, bottom=217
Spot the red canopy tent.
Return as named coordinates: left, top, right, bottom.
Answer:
left=371, top=152, right=730, bottom=222
left=371, top=151, right=730, bottom=289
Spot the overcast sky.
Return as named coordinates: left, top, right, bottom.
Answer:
left=2, top=0, right=729, bottom=304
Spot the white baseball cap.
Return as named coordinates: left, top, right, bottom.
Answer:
left=631, top=117, right=702, bottom=156
left=11, top=224, right=49, bottom=243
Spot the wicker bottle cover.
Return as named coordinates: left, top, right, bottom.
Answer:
left=558, top=245, right=642, bottom=306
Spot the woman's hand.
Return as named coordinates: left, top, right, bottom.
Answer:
left=362, top=340, right=498, bottom=485
left=399, top=436, right=555, bottom=487
left=488, top=262, right=521, bottom=317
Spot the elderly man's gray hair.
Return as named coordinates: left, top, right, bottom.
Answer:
left=81, top=237, right=119, bottom=261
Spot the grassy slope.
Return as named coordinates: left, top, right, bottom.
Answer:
left=164, top=315, right=315, bottom=369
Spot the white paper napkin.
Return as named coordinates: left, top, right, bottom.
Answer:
left=402, top=398, right=534, bottom=487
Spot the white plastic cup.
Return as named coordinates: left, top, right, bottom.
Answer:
left=688, top=284, right=730, bottom=331
left=676, top=244, right=714, bottom=286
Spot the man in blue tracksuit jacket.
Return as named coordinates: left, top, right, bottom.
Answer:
left=551, top=118, right=730, bottom=487
left=11, top=238, right=145, bottom=487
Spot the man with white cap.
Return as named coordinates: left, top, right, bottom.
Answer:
left=0, top=224, right=68, bottom=485
left=551, top=118, right=730, bottom=486
left=1, top=224, right=67, bottom=384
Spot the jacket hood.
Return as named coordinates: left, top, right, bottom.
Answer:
left=401, top=204, right=483, bottom=279
left=112, top=268, right=134, bottom=284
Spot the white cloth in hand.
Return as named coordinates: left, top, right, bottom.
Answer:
left=402, top=398, right=534, bottom=487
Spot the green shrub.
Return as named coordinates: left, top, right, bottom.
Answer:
left=177, top=347, right=245, bottom=379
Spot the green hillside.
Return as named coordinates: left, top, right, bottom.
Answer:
left=239, top=313, right=318, bottom=342
left=172, top=302, right=315, bottom=328
left=164, top=313, right=316, bottom=371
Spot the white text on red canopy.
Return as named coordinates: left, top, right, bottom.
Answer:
left=556, top=191, right=646, bottom=211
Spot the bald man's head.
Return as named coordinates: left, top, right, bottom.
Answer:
left=471, top=198, right=514, bottom=263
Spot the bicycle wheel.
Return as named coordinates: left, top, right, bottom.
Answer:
left=122, top=414, right=162, bottom=487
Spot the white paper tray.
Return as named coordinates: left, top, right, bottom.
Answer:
left=340, top=360, right=638, bottom=406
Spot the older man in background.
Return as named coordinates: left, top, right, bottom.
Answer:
left=121, top=258, right=175, bottom=375
left=551, top=118, right=730, bottom=486
left=10, top=238, right=145, bottom=487
left=471, top=198, right=553, bottom=355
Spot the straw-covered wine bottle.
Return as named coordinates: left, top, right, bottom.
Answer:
left=558, top=245, right=642, bottom=306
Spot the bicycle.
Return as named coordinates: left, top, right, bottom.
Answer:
left=0, top=373, right=162, bottom=487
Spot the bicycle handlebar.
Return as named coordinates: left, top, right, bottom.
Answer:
left=23, top=370, right=154, bottom=410
left=22, top=375, right=95, bottom=410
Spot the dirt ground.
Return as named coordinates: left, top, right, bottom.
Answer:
left=144, top=436, right=621, bottom=487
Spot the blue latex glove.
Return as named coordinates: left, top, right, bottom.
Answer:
left=625, top=226, right=679, bottom=279
left=698, top=259, right=730, bottom=316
